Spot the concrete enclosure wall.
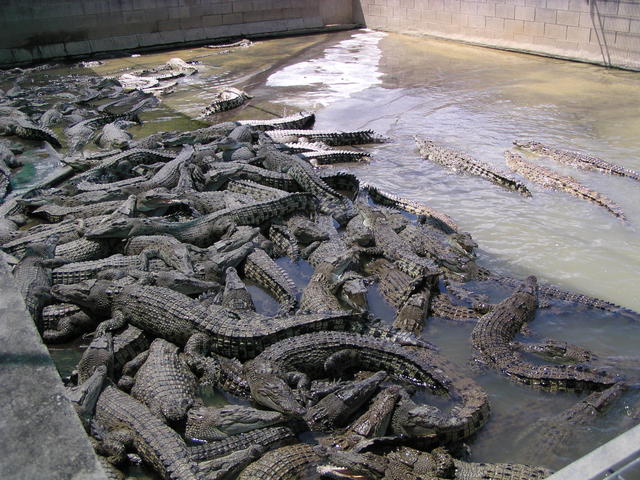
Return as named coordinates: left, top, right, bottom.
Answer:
left=0, top=0, right=353, bottom=66
left=2, top=1, right=640, bottom=70
left=356, top=0, right=640, bottom=70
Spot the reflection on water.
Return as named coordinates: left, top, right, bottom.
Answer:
left=18, top=28, right=640, bottom=473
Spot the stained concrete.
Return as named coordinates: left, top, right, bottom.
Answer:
left=0, top=259, right=107, bottom=479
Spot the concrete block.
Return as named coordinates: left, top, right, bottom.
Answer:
left=137, top=32, right=164, bottom=47
left=546, top=0, right=569, bottom=10
left=460, top=1, right=478, bottom=15
left=579, top=12, right=594, bottom=28
left=468, top=14, right=486, bottom=28
left=428, top=0, right=444, bottom=11
left=476, top=3, right=495, bottom=17
left=566, top=25, right=591, bottom=42
left=202, top=14, right=223, bottom=27
left=443, top=0, right=460, bottom=13
left=545, top=23, right=567, bottom=40
left=603, top=16, right=630, bottom=33
left=486, top=16, right=506, bottom=31
left=631, top=20, right=640, bottom=34
left=401, top=0, right=416, bottom=8
left=232, top=0, right=253, bottom=13
left=615, top=32, right=640, bottom=50
left=63, top=39, right=92, bottom=56
left=35, top=42, right=68, bottom=60
left=568, top=0, right=590, bottom=13
left=525, top=0, right=547, bottom=6
left=82, top=1, right=111, bottom=15
left=557, top=10, right=580, bottom=26
left=515, top=5, right=535, bottom=21
left=183, top=27, right=205, bottom=42
left=496, top=4, right=515, bottom=20
left=451, top=13, right=470, bottom=26
left=11, top=48, right=34, bottom=64
left=523, top=20, right=545, bottom=35
left=0, top=48, right=15, bottom=66
left=505, top=19, right=525, bottom=33
left=222, top=12, right=243, bottom=25
left=535, top=8, right=557, bottom=24
left=435, top=10, right=453, bottom=23
left=618, top=2, right=640, bottom=17
left=90, top=34, right=140, bottom=53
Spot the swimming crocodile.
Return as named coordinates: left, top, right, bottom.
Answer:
left=514, top=140, right=640, bottom=182
left=471, top=276, right=620, bottom=390
left=505, top=151, right=626, bottom=220
left=266, top=129, right=386, bottom=146
left=415, top=137, right=531, bottom=196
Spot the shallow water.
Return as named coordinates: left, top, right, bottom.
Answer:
left=19, top=29, right=640, bottom=473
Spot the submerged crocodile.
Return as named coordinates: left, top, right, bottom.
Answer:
left=514, top=140, right=640, bottom=182
left=415, top=137, right=531, bottom=196
left=471, top=276, right=620, bottom=390
left=505, top=151, right=626, bottom=220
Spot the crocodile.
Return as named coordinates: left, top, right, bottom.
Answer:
left=123, top=234, right=195, bottom=275
left=42, top=302, right=95, bottom=343
left=320, top=446, right=553, bottom=480
left=12, top=240, right=56, bottom=331
left=267, top=224, right=300, bottom=260
left=122, top=145, right=195, bottom=195
left=505, top=151, right=626, bottom=220
left=234, top=111, right=317, bottom=132
left=206, top=162, right=300, bottom=192
left=92, top=383, right=204, bottom=480
left=260, top=142, right=356, bottom=224
left=51, top=280, right=367, bottom=361
left=471, top=276, right=620, bottom=390
left=266, top=129, right=386, bottom=146
left=363, top=182, right=460, bottom=234
left=221, top=266, right=255, bottom=312
left=123, top=338, right=198, bottom=423
left=245, top=331, right=489, bottom=443
left=85, top=192, right=316, bottom=248
left=514, top=139, right=640, bottom=182
left=0, top=156, right=11, bottom=200
left=297, top=148, right=371, bottom=166
left=393, top=286, right=433, bottom=336
left=226, top=180, right=289, bottom=202
left=202, top=87, right=252, bottom=116
left=185, top=405, right=286, bottom=442
left=358, top=202, right=441, bottom=279
left=242, top=248, right=298, bottom=313
left=65, top=364, right=108, bottom=431
left=517, top=382, right=626, bottom=465
left=487, top=273, right=640, bottom=322
left=13, top=117, right=62, bottom=147
left=348, top=385, right=402, bottom=439
left=132, top=123, right=238, bottom=149
left=237, top=443, right=322, bottom=480
left=415, top=137, right=531, bottom=196
left=33, top=200, right=125, bottom=222
left=77, top=326, right=150, bottom=383
left=51, top=254, right=172, bottom=285
left=95, top=121, right=133, bottom=150
left=305, top=371, right=387, bottom=431
left=188, top=426, right=297, bottom=464
left=299, top=254, right=354, bottom=314
left=429, top=293, right=482, bottom=323
left=2, top=214, right=110, bottom=256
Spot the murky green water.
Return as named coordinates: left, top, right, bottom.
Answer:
left=21, top=28, right=640, bottom=473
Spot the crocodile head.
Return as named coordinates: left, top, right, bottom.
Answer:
left=512, top=139, right=543, bottom=152
left=65, top=364, right=107, bottom=431
left=245, top=362, right=306, bottom=418
left=85, top=217, right=147, bottom=239
left=51, top=279, right=116, bottom=316
left=135, top=188, right=182, bottom=212
left=185, top=405, right=286, bottom=442
left=317, top=451, right=388, bottom=479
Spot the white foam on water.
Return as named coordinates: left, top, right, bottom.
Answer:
left=266, top=30, right=386, bottom=107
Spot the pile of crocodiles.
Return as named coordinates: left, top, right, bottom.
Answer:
left=2, top=59, right=640, bottom=480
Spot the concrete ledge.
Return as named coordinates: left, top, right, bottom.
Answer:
left=546, top=423, right=640, bottom=480
left=0, top=259, right=107, bottom=480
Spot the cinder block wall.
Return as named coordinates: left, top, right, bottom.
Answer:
left=355, top=0, right=640, bottom=70
left=0, top=0, right=353, bottom=66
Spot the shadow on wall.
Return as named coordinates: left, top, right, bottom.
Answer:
left=589, top=0, right=613, bottom=67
